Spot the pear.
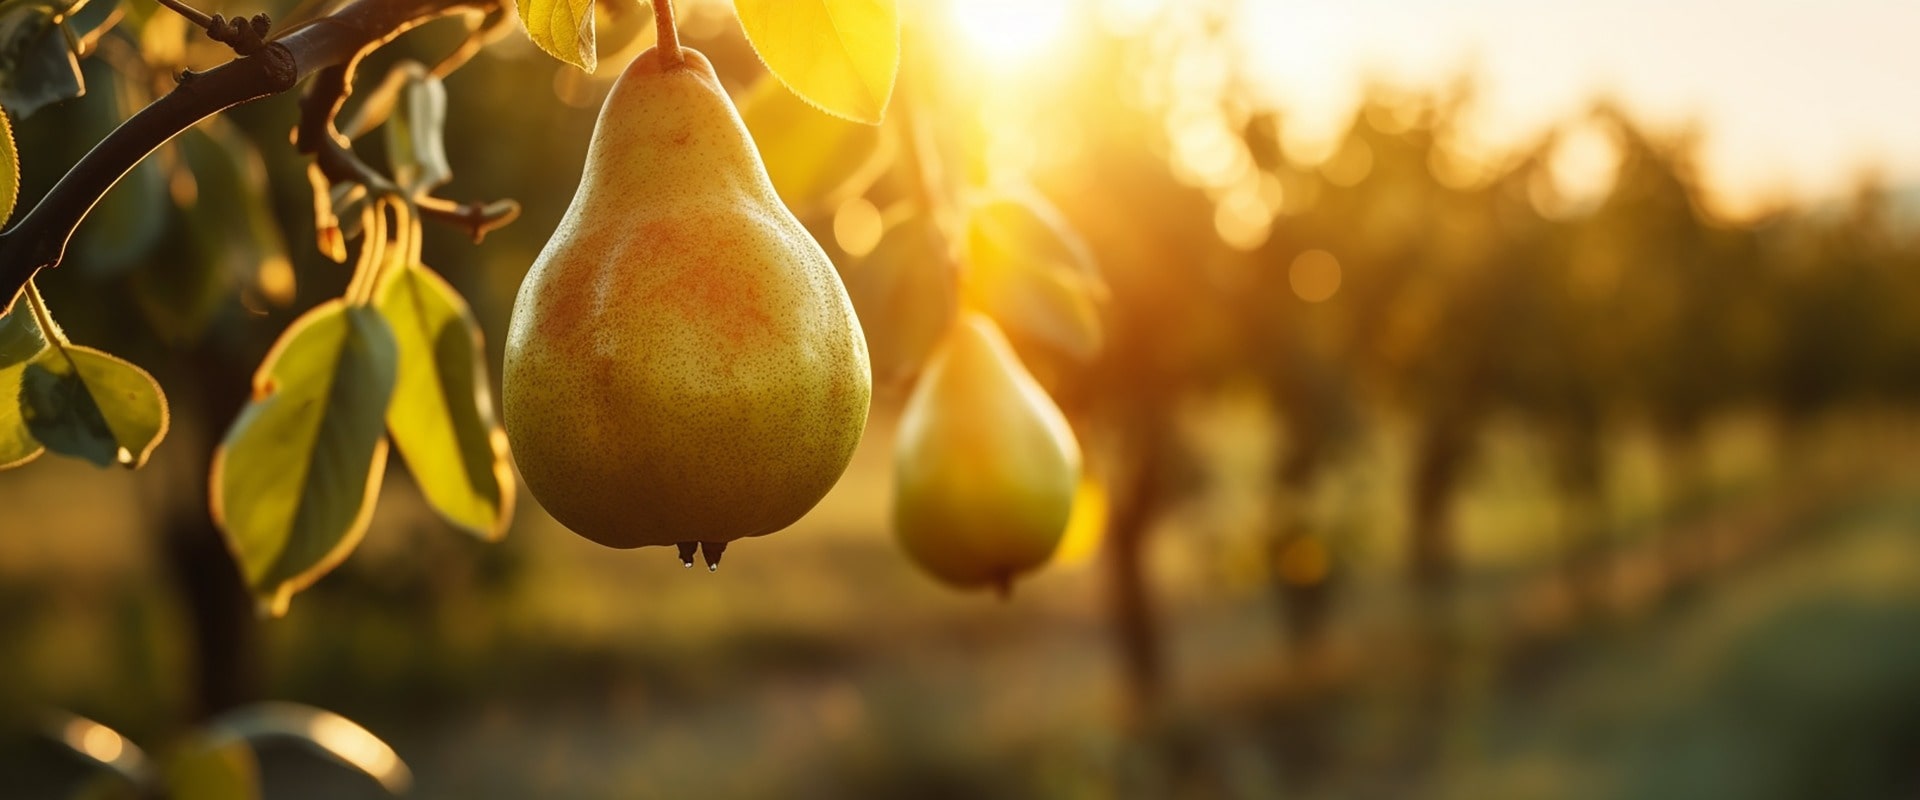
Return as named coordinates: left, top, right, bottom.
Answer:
left=503, top=46, right=872, bottom=564
left=893, top=311, right=1082, bottom=593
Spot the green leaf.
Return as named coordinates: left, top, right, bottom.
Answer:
left=162, top=739, right=259, bottom=800
left=1, top=104, right=16, bottom=224
left=846, top=213, right=956, bottom=386
left=963, top=192, right=1107, bottom=361
left=517, top=0, right=595, bottom=73
left=0, top=293, right=48, bottom=468
left=376, top=264, right=513, bottom=539
left=0, top=0, right=85, bottom=118
left=205, top=702, right=411, bottom=795
left=734, top=0, right=899, bottom=124
left=19, top=344, right=169, bottom=469
left=738, top=73, right=893, bottom=217
left=383, top=69, right=451, bottom=195
left=212, top=302, right=398, bottom=616
left=0, top=291, right=43, bottom=366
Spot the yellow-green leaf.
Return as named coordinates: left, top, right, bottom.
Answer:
left=19, top=345, right=170, bottom=469
left=518, top=0, right=597, bottom=72
left=0, top=293, right=49, bottom=468
left=376, top=264, right=514, bottom=540
left=1, top=105, right=16, bottom=225
left=212, top=302, right=398, bottom=616
left=982, top=264, right=1104, bottom=362
left=739, top=72, right=894, bottom=217
left=734, top=0, right=899, bottom=124
left=162, top=739, right=259, bottom=800
left=846, top=213, right=956, bottom=386
left=963, top=192, right=1107, bottom=361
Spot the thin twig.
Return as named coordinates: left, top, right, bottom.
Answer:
left=153, top=0, right=273, bottom=57
left=151, top=0, right=214, bottom=29
left=416, top=196, right=521, bottom=243
left=205, top=13, right=275, bottom=57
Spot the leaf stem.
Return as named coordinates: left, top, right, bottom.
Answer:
left=653, top=0, right=682, bottom=68
left=365, top=201, right=415, bottom=296
left=23, top=279, right=83, bottom=375
left=22, top=280, right=69, bottom=347
left=344, top=200, right=389, bottom=306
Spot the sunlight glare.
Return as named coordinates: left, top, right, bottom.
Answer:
left=950, top=0, right=1076, bottom=68
left=1547, top=123, right=1624, bottom=213
left=1097, top=0, right=1166, bottom=35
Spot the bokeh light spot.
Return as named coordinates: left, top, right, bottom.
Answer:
left=1321, top=139, right=1374, bottom=187
left=1540, top=122, right=1624, bottom=218
left=1289, top=249, right=1342, bottom=303
left=76, top=721, right=125, bottom=763
left=1214, top=188, right=1273, bottom=251
left=833, top=197, right=884, bottom=258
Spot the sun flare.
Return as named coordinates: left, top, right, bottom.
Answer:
left=948, top=0, right=1077, bottom=69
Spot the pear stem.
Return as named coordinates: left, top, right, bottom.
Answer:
left=653, top=0, right=684, bottom=68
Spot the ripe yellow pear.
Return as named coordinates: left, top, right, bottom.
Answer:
left=893, top=311, right=1082, bottom=593
left=503, top=46, right=872, bottom=566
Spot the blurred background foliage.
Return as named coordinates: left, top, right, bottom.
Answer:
left=8, top=0, right=1920, bottom=797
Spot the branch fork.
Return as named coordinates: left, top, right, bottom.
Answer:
left=0, top=0, right=515, bottom=303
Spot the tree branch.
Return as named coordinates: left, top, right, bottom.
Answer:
left=0, top=0, right=500, bottom=304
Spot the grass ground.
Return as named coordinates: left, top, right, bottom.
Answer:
left=7, top=410, right=1920, bottom=798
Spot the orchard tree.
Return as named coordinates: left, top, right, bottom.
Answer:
left=3, top=0, right=1112, bottom=791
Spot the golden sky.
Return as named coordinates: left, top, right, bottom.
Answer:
left=942, top=0, right=1920, bottom=219
left=1225, top=0, right=1920, bottom=216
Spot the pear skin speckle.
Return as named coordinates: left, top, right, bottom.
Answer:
left=504, top=47, right=872, bottom=551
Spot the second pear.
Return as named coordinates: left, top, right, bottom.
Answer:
left=893, top=311, right=1081, bottom=593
